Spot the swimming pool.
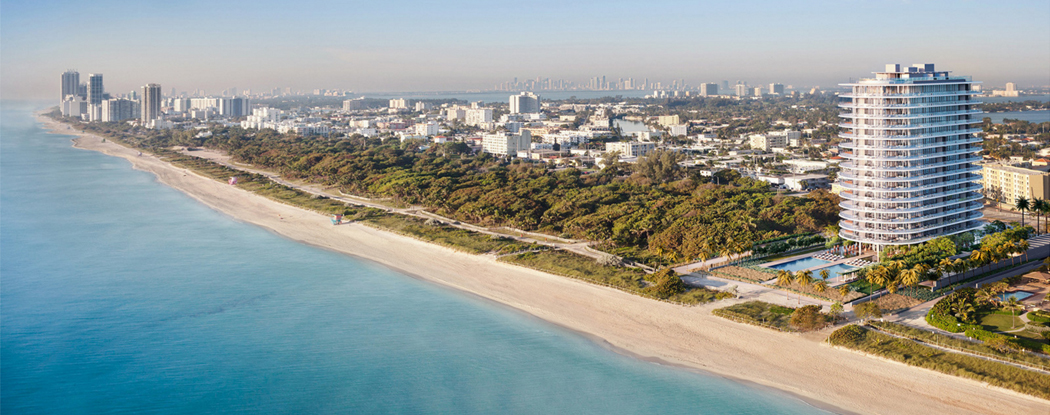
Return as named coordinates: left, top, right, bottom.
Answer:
left=1000, top=291, right=1035, bottom=301
left=766, top=257, right=830, bottom=273
left=817, top=263, right=859, bottom=279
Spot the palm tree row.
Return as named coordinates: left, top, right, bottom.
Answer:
left=775, top=269, right=845, bottom=305
left=860, top=239, right=1030, bottom=295
left=1015, top=197, right=1050, bottom=235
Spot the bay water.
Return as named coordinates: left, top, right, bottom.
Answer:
left=1, top=102, right=828, bottom=414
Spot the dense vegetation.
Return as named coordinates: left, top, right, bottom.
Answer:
left=712, top=301, right=836, bottom=332
left=73, top=119, right=840, bottom=267
left=868, top=321, right=1050, bottom=371
left=827, top=325, right=1050, bottom=400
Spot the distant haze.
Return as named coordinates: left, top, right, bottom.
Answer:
left=2, top=0, right=1048, bottom=99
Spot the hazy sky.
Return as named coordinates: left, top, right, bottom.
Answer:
left=2, top=0, right=1048, bottom=99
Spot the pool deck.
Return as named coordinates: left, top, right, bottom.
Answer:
left=760, top=252, right=877, bottom=285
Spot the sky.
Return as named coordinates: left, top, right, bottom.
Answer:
left=2, top=0, right=1049, bottom=99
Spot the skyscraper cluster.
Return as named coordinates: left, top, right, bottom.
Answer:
left=59, top=70, right=165, bottom=124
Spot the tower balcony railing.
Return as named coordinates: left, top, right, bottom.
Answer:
left=839, top=174, right=980, bottom=194
left=838, top=100, right=983, bottom=109
left=839, top=183, right=982, bottom=203
left=840, top=155, right=981, bottom=172
left=840, top=90, right=978, bottom=99
left=838, top=164, right=981, bottom=182
left=840, top=202, right=982, bottom=225
left=844, top=75, right=973, bottom=84
left=838, top=119, right=981, bottom=130
left=839, top=219, right=983, bottom=246
left=839, top=127, right=982, bottom=140
left=839, top=211, right=983, bottom=235
left=841, top=147, right=981, bottom=162
left=839, top=109, right=983, bottom=120
left=838, top=193, right=982, bottom=214
left=839, top=136, right=982, bottom=151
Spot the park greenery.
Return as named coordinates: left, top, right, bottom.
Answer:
left=66, top=116, right=841, bottom=270
left=827, top=324, right=1050, bottom=400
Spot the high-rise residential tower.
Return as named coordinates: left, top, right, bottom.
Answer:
left=837, top=63, right=983, bottom=251
left=87, top=74, right=104, bottom=105
left=61, top=70, right=79, bottom=101
left=141, top=83, right=162, bottom=122
left=509, top=92, right=540, bottom=114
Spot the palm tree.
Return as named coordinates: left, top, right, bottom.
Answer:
left=1016, top=239, right=1030, bottom=263
left=1000, top=241, right=1016, bottom=266
left=1040, top=199, right=1050, bottom=234
left=1031, top=199, right=1047, bottom=234
left=819, top=269, right=830, bottom=282
left=1015, top=196, right=1030, bottom=228
left=776, top=270, right=794, bottom=301
left=813, top=280, right=828, bottom=295
left=970, top=249, right=991, bottom=275
left=1004, top=297, right=1023, bottom=329
left=796, top=270, right=814, bottom=288
left=838, top=285, right=850, bottom=298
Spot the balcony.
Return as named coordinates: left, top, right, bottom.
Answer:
left=839, top=127, right=982, bottom=140
left=839, top=219, right=983, bottom=245
left=838, top=193, right=983, bottom=214
left=840, top=155, right=981, bottom=172
left=838, top=136, right=982, bottom=151
left=839, top=183, right=983, bottom=203
left=838, top=100, right=983, bottom=110
left=839, top=109, right=983, bottom=120
left=839, top=90, right=978, bottom=99
left=838, top=164, right=982, bottom=183
left=840, top=146, right=981, bottom=162
left=838, top=118, right=981, bottom=130
left=839, top=201, right=982, bottom=224
left=839, top=211, right=983, bottom=235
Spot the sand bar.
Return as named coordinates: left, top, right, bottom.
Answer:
left=38, top=114, right=1049, bottom=415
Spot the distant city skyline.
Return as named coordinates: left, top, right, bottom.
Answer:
left=2, top=0, right=1049, bottom=99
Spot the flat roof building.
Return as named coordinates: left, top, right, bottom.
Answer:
left=980, top=164, right=1050, bottom=205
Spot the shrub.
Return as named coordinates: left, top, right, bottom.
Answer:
left=1028, top=311, right=1050, bottom=324
left=829, top=324, right=866, bottom=344
left=926, top=288, right=977, bottom=332
left=790, top=305, right=828, bottom=331
left=646, top=269, right=685, bottom=299
left=854, top=302, right=882, bottom=321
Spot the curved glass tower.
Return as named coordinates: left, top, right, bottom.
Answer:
left=837, top=64, right=983, bottom=251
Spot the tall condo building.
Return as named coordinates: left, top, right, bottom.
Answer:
left=61, top=70, right=79, bottom=101
left=87, top=74, right=104, bottom=105
left=700, top=83, right=718, bottom=96
left=141, top=83, right=162, bottom=122
left=837, top=63, right=983, bottom=250
left=509, top=92, right=540, bottom=114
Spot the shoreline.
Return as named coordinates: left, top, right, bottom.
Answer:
left=36, top=112, right=1049, bottom=415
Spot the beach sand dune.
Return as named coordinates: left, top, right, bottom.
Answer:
left=40, top=114, right=1049, bottom=415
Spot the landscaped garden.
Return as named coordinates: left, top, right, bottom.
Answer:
left=925, top=280, right=1050, bottom=354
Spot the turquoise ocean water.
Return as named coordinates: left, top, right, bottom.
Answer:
left=1, top=102, right=829, bottom=414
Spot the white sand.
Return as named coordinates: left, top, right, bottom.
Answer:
left=40, top=114, right=1049, bottom=415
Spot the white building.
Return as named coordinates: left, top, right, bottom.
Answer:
left=241, top=107, right=283, bottom=129
left=605, top=141, right=656, bottom=157
left=542, top=131, right=590, bottom=147
left=509, top=92, right=541, bottom=114
left=668, top=124, right=688, bottom=136
left=749, top=134, right=786, bottom=151
left=389, top=98, right=408, bottom=109
left=343, top=98, right=365, bottom=111
left=465, top=108, right=493, bottom=126
left=446, top=107, right=467, bottom=121
left=102, top=98, right=140, bottom=122
left=414, top=102, right=432, bottom=112
left=61, top=95, right=86, bottom=117
left=414, top=121, right=439, bottom=136
left=838, top=63, right=983, bottom=249
left=481, top=130, right=531, bottom=156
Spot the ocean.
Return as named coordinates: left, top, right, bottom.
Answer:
left=0, top=101, right=828, bottom=414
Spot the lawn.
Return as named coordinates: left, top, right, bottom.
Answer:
left=712, top=301, right=799, bottom=332
left=979, top=312, right=1025, bottom=332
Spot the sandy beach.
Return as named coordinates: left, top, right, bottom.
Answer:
left=39, top=114, right=1049, bottom=415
